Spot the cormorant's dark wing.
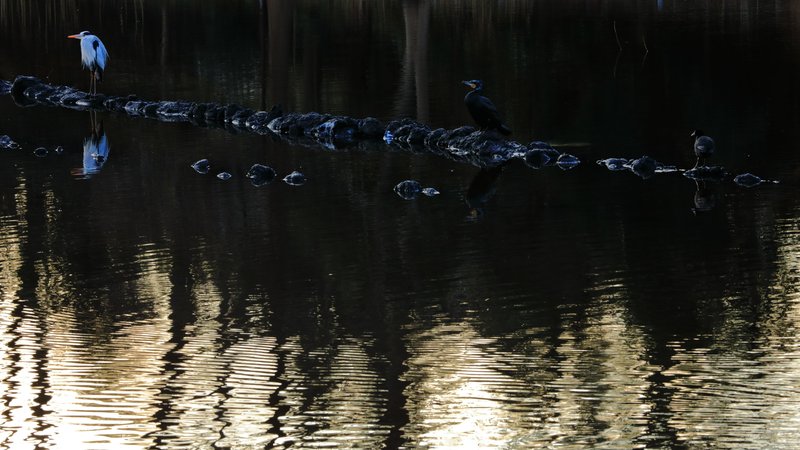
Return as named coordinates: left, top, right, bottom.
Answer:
left=476, top=95, right=501, bottom=120
left=476, top=95, right=511, bottom=135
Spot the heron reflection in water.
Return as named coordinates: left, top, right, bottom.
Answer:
left=72, top=115, right=109, bottom=178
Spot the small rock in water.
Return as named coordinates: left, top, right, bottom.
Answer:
left=190, top=158, right=211, bottom=174
left=0, top=135, right=20, bottom=150
left=524, top=141, right=560, bottom=169
left=246, top=163, right=277, bottom=186
left=33, top=147, right=48, bottom=157
left=383, top=129, right=394, bottom=144
left=216, top=171, right=232, bottom=180
left=556, top=153, right=580, bottom=170
left=629, top=156, right=658, bottom=179
left=421, top=187, right=440, bottom=197
left=54, top=145, right=64, bottom=155
left=283, top=170, right=306, bottom=186
left=597, top=158, right=630, bottom=171
left=394, top=180, right=422, bottom=200
left=683, top=165, right=726, bottom=180
left=523, top=149, right=552, bottom=169
left=734, top=173, right=778, bottom=188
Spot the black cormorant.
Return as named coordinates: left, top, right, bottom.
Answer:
left=462, top=80, right=511, bottom=135
left=691, top=129, right=715, bottom=167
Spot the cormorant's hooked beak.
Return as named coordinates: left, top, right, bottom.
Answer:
left=67, top=34, right=81, bottom=39
left=462, top=80, right=477, bottom=89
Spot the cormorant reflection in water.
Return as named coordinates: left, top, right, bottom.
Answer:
left=465, top=167, right=503, bottom=220
left=72, top=114, right=109, bottom=178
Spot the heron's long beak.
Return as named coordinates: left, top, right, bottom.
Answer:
left=67, top=34, right=80, bottom=39
left=462, top=80, right=476, bottom=89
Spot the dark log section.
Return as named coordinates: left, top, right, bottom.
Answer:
left=1, top=75, right=574, bottom=170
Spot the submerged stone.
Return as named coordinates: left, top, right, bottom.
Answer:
left=246, top=105, right=283, bottom=134
left=269, top=112, right=331, bottom=136
left=190, top=158, right=211, bottom=174
left=204, top=104, right=227, bottom=123
left=421, top=187, right=440, bottom=197
left=0, top=135, right=20, bottom=150
left=312, top=117, right=359, bottom=144
left=597, top=158, right=630, bottom=171
left=72, top=94, right=107, bottom=109
left=54, top=146, right=64, bottom=155
left=156, top=101, right=197, bottom=122
left=394, top=179, right=423, bottom=200
left=393, top=123, right=431, bottom=145
left=230, top=108, right=255, bottom=128
left=525, top=141, right=560, bottom=166
left=104, top=95, right=138, bottom=112
left=357, top=117, right=385, bottom=139
left=683, top=165, right=727, bottom=181
left=733, top=173, right=778, bottom=187
left=283, top=170, right=307, bottom=186
left=386, top=120, right=431, bottom=145
left=142, top=102, right=160, bottom=118
left=523, top=149, right=551, bottom=169
left=26, top=83, right=59, bottom=103
left=246, top=164, right=277, bottom=186
left=53, top=87, right=104, bottom=109
left=223, top=104, right=250, bottom=124
left=124, top=100, right=149, bottom=116
left=385, top=118, right=424, bottom=135
left=10, top=75, right=42, bottom=100
left=733, top=173, right=762, bottom=187
left=217, top=171, right=232, bottom=180
left=439, top=126, right=477, bottom=147
left=33, top=147, right=48, bottom=157
left=446, top=130, right=525, bottom=168
left=424, top=128, right=446, bottom=148
left=629, top=156, right=658, bottom=179
left=556, top=153, right=581, bottom=170
left=188, top=103, right=211, bottom=124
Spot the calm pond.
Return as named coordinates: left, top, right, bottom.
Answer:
left=1, top=0, right=800, bottom=448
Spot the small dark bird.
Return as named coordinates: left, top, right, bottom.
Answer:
left=68, top=30, right=109, bottom=95
left=691, top=129, right=715, bottom=167
left=462, top=80, right=511, bottom=135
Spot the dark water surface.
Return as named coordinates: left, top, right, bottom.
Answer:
left=2, top=1, right=800, bottom=448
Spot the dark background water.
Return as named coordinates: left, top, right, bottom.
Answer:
left=1, top=1, right=800, bottom=448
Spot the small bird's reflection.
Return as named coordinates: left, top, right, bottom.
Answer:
left=692, top=180, right=717, bottom=214
left=72, top=118, right=109, bottom=178
left=465, top=167, right=502, bottom=220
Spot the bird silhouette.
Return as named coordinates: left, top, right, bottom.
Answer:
left=691, top=129, right=715, bottom=168
left=462, top=80, right=511, bottom=135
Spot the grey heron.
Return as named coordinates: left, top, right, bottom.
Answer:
left=68, top=31, right=109, bottom=95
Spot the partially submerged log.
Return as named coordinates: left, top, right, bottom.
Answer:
left=2, top=75, right=577, bottom=170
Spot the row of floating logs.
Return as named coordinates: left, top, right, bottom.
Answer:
left=0, top=75, right=778, bottom=189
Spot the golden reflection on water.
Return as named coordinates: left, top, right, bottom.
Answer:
left=401, top=319, right=540, bottom=448
left=274, top=335, right=391, bottom=449
left=664, top=216, right=800, bottom=448
left=399, top=296, right=658, bottom=449
left=2, top=169, right=800, bottom=448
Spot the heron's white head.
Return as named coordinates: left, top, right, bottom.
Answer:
left=67, top=31, right=92, bottom=39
